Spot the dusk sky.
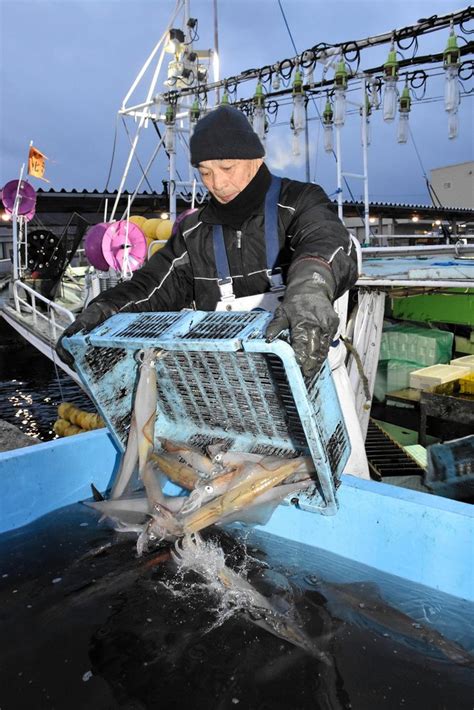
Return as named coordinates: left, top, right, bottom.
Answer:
left=1, top=0, right=472, bottom=206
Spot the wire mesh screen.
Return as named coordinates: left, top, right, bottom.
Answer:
left=155, top=350, right=306, bottom=445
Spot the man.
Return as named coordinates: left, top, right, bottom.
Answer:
left=57, top=105, right=368, bottom=476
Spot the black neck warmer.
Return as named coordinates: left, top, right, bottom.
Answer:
left=202, top=163, right=272, bottom=229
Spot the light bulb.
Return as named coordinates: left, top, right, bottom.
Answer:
left=323, top=124, right=333, bottom=153
left=397, top=113, right=409, bottom=143
left=334, top=88, right=346, bottom=126
left=292, top=131, right=301, bottom=156
left=383, top=79, right=397, bottom=122
left=272, top=74, right=281, bottom=90
left=253, top=107, right=266, bottom=142
left=448, top=110, right=458, bottom=139
left=293, top=93, right=305, bottom=132
left=444, top=65, right=460, bottom=112
left=165, top=126, right=175, bottom=152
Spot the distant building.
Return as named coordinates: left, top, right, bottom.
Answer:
left=430, top=161, right=474, bottom=209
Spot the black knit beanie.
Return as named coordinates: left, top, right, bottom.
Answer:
left=190, top=105, right=265, bottom=165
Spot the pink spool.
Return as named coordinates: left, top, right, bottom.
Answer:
left=1, top=180, right=36, bottom=216
left=84, top=223, right=110, bottom=271
left=102, top=221, right=147, bottom=272
left=4, top=205, right=36, bottom=223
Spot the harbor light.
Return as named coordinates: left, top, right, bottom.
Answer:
left=252, top=82, right=266, bottom=142
left=382, top=44, right=399, bottom=122
left=333, top=59, right=348, bottom=126
left=322, top=98, right=334, bottom=153
left=397, top=85, right=411, bottom=144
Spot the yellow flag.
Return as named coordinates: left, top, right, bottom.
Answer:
left=28, top=145, right=49, bottom=182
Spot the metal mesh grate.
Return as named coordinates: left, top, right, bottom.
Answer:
left=188, top=434, right=235, bottom=454
left=250, top=444, right=302, bottom=458
left=155, top=350, right=307, bottom=444
left=84, top=347, right=127, bottom=382
left=183, top=312, right=262, bottom=340
left=112, top=313, right=182, bottom=339
left=327, top=421, right=347, bottom=478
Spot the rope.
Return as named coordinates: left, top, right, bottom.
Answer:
left=341, top=337, right=371, bottom=405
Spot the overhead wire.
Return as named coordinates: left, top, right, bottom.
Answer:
left=276, top=0, right=368, bottom=229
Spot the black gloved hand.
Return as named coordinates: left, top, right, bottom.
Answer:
left=56, top=301, right=118, bottom=369
left=266, top=259, right=339, bottom=378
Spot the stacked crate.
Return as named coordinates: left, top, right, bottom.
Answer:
left=374, top=324, right=454, bottom=401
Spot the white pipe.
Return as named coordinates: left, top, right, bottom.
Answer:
left=335, top=124, right=343, bottom=221
left=122, top=0, right=183, bottom=108
left=120, top=134, right=166, bottom=220
left=362, top=244, right=474, bottom=256
left=356, top=278, right=473, bottom=288
left=361, top=78, right=370, bottom=245
left=111, top=2, right=184, bottom=222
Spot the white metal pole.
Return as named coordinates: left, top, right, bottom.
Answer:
left=110, top=4, right=184, bottom=222
left=169, top=147, right=177, bottom=222
left=12, top=162, right=26, bottom=282
left=213, top=0, right=220, bottom=104
left=335, top=124, right=343, bottom=221
left=361, top=78, right=370, bottom=245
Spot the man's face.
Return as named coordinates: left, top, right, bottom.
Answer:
left=198, top=158, right=263, bottom=204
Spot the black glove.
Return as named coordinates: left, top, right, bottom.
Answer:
left=266, top=259, right=339, bottom=378
left=56, top=301, right=118, bottom=369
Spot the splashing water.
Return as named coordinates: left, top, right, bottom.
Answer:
left=169, top=533, right=257, bottom=631
left=166, top=533, right=332, bottom=663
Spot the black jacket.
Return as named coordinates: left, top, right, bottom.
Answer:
left=94, top=177, right=358, bottom=313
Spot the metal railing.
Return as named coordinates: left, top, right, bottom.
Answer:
left=12, top=279, right=75, bottom=342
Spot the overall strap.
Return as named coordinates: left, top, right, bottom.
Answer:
left=212, top=174, right=283, bottom=301
left=264, top=175, right=283, bottom=289
left=212, top=224, right=234, bottom=300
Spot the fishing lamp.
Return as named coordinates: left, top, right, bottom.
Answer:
left=253, top=82, right=266, bottom=142
left=444, top=23, right=460, bottom=138
left=397, top=84, right=411, bottom=144
left=322, top=98, right=334, bottom=153
left=382, top=44, right=399, bottom=122
left=164, top=104, right=176, bottom=153
left=220, top=91, right=230, bottom=106
left=165, top=28, right=185, bottom=55
left=292, top=69, right=306, bottom=132
left=333, top=59, right=348, bottom=126
left=189, top=98, right=201, bottom=124
left=447, top=110, right=459, bottom=140
left=272, top=73, right=281, bottom=90
left=444, top=26, right=461, bottom=112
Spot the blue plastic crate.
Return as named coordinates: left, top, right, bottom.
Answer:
left=66, top=311, right=350, bottom=515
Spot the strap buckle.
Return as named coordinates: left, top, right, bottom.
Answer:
left=267, top=267, right=284, bottom=291
left=217, top=277, right=235, bottom=301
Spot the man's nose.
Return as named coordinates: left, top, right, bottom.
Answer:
left=212, top=171, right=228, bottom=192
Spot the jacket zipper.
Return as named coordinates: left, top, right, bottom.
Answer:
left=235, top=227, right=250, bottom=293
